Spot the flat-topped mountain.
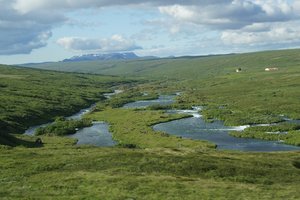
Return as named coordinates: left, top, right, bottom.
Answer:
left=63, top=52, right=139, bottom=62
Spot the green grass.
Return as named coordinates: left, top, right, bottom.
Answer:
left=87, top=108, right=215, bottom=149
left=24, top=49, right=300, bottom=79
left=229, top=123, right=300, bottom=146
left=35, top=117, right=92, bottom=136
left=106, top=89, right=158, bottom=108
left=231, top=130, right=300, bottom=146
left=25, top=49, right=300, bottom=125
left=0, top=136, right=299, bottom=199
left=0, top=65, right=133, bottom=135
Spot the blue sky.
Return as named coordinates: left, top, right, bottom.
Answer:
left=1, top=0, right=300, bottom=64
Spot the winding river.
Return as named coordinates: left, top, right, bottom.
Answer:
left=123, top=95, right=175, bottom=108
left=24, top=90, right=119, bottom=146
left=154, top=108, right=300, bottom=151
left=67, top=122, right=116, bottom=146
left=125, top=95, right=300, bottom=152
left=24, top=92, right=300, bottom=151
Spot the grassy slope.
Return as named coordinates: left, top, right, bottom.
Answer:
left=24, top=49, right=300, bottom=78
left=25, top=49, right=300, bottom=124
left=0, top=65, right=132, bottom=136
left=1, top=132, right=300, bottom=199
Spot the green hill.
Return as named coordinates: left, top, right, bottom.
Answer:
left=24, top=49, right=300, bottom=79
left=0, top=65, right=130, bottom=137
left=21, top=49, right=300, bottom=124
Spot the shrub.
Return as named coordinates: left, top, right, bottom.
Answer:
left=35, top=118, right=92, bottom=136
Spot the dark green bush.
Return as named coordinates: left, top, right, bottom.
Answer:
left=35, top=118, right=92, bottom=136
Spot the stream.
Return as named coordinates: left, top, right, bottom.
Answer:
left=123, top=95, right=175, bottom=108
left=124, top=95, right=300, bottom=152
left=154, top=108, right=300, bottom=151
left=24, top=90, right=120, bottom=146
left=24, top=92, right=300, bottom=151
left=67, top=122, right=116, bottom=146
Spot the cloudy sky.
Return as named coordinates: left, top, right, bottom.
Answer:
left=1, top=0, right=300, bottom=64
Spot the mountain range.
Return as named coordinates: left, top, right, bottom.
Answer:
left=62, top=52, right=140, bottom=62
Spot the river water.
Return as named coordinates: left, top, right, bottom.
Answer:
left=153, top=110, right=300, bottom=152
left=124, top=95, right=300, bottom=152
left=24, top=92, right=300, bottom=151
left=24, top=90, right=119, bottom=146
left=123, top=95, right=175, bottom=108
left=67, top=122, right=116, bottom=146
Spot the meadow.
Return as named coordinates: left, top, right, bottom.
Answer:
left=0, top=124, right=299, bottom=199
left=25, top=49, right=300, bottom=125
left=1, top=49, right=300, bottom=199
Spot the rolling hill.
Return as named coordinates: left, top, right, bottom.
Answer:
left=0, top=65, right=131, bottom=137
left=21, top=49, right=300, bottom=123
left=21, top=49, right=300, bottom=79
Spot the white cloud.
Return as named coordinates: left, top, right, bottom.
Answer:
left=0, top=0, right=64, bottom=55
left=159, top=5, right=195, bottom=21
left=0, top=30, right=52, bottom=55
left=56, top=35, right=142, bottom=53
left=12, top=0, right=227, bottom=14
left=294, top=1, right=300, bottom=12
left=155, top=1, right=300, bottom=50
left=158, top=1, right=298, bottom=30
left=1, top=0, right=300, bottom=56
left=242, top=23, right=270, bottom=32
left=221, top=21, right=300, bottom=46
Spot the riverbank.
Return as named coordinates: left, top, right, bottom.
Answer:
left=111, top=94, right=300, bottom=150
left=23, top=90, right=122, bottom=136
left=22, top=90, right=123, bottom=146
left=230, top=130, right=300, bottom=146
left=86, top=108, right=215, bottom=149
left=0, top=65, right=135, bottom=138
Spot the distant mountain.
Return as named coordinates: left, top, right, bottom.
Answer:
left=62, top=52, right=140, bottom=62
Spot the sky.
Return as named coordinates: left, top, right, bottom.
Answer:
left=1, top=0, right=300, bottom=64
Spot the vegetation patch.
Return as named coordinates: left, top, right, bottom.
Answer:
left=86, top=108, right=215, bottom=149
left=35, top=117, right=92, bottom=136
left=107, top=89, right=158, bottom=108
left=0, top=65, right=134, bottom=135
left=230, top=123, right=300, bottom=146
